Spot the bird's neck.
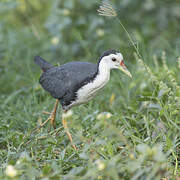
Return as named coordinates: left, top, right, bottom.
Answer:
left=98, top=61, right=111, bottom=79
left=91, top=62, right=110, bottom=89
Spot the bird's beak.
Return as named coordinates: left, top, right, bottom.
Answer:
left=118, top=61, right=132, bottom=78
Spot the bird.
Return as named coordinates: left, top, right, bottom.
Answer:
left=34, top=49, right=132, bottom=150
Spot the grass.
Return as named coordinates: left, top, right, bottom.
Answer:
left=0, top=3, right=180, bottom=180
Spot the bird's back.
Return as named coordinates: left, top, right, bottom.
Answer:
left=39, top=61, right=98, bottom=102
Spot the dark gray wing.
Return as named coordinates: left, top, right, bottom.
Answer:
left=39, top=62, right=98, bottom=99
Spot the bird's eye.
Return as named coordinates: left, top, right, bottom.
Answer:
left=112, top=58, right=116, bottom=62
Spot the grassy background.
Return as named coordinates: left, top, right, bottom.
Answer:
left=0, top=0, right=180, bottom=179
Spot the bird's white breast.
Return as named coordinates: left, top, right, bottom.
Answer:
left=76, top=66, right=110, bottom=104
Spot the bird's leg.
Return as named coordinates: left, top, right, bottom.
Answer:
left=43, top=99, right=59, bottom=129
left=50, top=99, right=59, bottom=129
left=62, top=110, right=77, bottom=150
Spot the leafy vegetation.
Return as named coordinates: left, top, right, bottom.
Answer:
left=0, top=0, right=180, bottom=179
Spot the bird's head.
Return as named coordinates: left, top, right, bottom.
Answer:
left=99, top=49, right=132, bottom=78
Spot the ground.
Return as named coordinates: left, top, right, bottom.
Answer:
left=0, top=0, right=180, bottom=179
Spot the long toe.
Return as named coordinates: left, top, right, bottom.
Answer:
left=72, top=144, right=78, bottom=151
left=43, top=111, right=52, bottom=115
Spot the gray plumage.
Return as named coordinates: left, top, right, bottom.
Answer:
left=34, top=56, right=53, bottom=72
left=34, top=56, right=98, bottom=109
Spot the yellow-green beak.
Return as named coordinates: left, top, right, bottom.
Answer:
left=118, top=62, right=132, bottom=78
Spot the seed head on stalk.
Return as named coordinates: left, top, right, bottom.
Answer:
left=97, top=1, right=142, bottom=59
left=97, top=1, right=117, bottom=17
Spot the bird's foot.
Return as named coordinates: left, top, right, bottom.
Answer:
left=65, top=130, right=78, bottom=150
left=43, top=111, right=56, bottom=129
left=72, top=144, right=78, bottom=150
left=42, top=99, right=59, bottom=129
left=62, top=110, right=78, bottom=150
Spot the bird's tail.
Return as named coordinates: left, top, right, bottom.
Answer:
left=34, top=56, right=53, bottom=72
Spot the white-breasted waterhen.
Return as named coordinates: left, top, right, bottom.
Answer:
left=34, top=49, right=131, bottom=150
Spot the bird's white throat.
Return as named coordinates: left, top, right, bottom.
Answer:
left=76, top=61, right=111, bottom=103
